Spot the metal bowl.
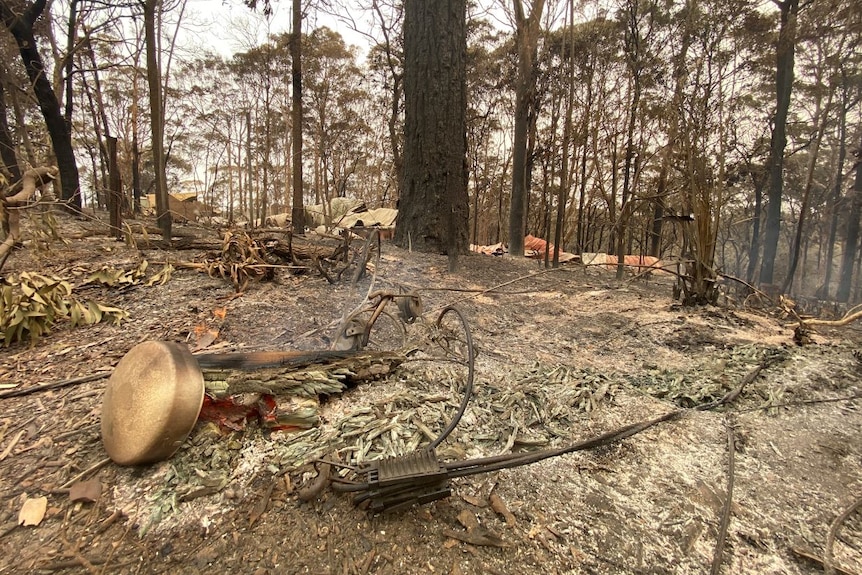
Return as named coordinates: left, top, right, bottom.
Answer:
left=101, top=341, right=204, bottom=466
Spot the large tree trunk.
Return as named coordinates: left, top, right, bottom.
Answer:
left=290, top=0, right=304, bottom=235
left=0, top=0, right=81, bottom=208
left=396, top=0, right=468, bottom=271
left=760, top=0, right=799, bottom=285
left=507, top=0, right=545, bottom=259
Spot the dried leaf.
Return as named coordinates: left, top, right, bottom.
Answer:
left=460, top=494, right=485, bottom=508
left=441, top=527, right=508, bottom=548
left=146, top=263, right=174, bottom=287
left=213, top=307, right=227, bottom=320
left=193, top=327, right=219, bottom=351
left=69, top=479, right=102, bottom=503
left=18, top=496, right=47, bottom=526
left=456, top=509, right=479, bottom=531
left=489, top=492, right=517, bottom=527
left=248, top=481, right=276, bottom=527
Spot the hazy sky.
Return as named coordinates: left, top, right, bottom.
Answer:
left=179, top=0, right=372, bottom=58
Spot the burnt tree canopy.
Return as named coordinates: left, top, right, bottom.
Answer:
left=396, top=0, right=468, bottom=270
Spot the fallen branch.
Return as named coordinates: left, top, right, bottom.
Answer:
left=799, top=308, right=862, bottom=328
left=791, top=547, right=859, bottom=575
left=60, top=457, right=111, bottom=489
left=719, top=274, right=778, bottom=306
left=60, top=536, right=99, bottom=575
left=198, top=350, right=404, bottom=397
left=0, top=370, right=111, bottom=399
left=710, top=415, right=736, bottom=575
left=825, top=496, right=862, bottom=575
left=0, top=166, right=59, bottom=271
left=735, top=393, right=861, bottom=413
left=0, top=429, right=25, bottom=461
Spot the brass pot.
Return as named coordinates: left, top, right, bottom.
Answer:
left=101, top=341, right=204, bottom=466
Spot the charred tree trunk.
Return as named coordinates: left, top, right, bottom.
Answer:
left=397, top=0, right=468, bottom=270
left=63, top=0, right=78, bottom=124
left=837, top=138, right=862, bottom=302
left=508, top=0, right=545, bottom=259
left=781, top=85, right=831, bottom=294
left=822, top=72, right=851, bottom=297
left=144, top=0, right=171, bottom=239
left=745, top=168, right=766, bottom=284
left=290, top=0, right=304, bottom=235
left=0, top=0, right=81, bottom=208
left=107, top=135, right=122, bottom=239
left=0, top=81, right=20, bottom=183
left=760, top=0, right=799, bottom=285
left=552, top=0, right=576, bottom=267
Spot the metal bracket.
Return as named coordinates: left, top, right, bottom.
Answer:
left=354, top=449, right=451, bottom=513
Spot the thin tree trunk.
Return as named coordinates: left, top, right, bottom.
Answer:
left=822, top=73, right=851, bottom=297
left=7, top=68, right=37, bottom=167
left=0, top=80, right=20, bottom=182
left=650, top=0, right=696, bottom=257
left=837, top=135, right=862, bottom=302
left=508, top=0, right=545, bottom=259
left=144, top=0, right=171, bottom=239
left=745, top=168, right=765, bottom=283
left=553, top=0, right=575, bottom=267
left=63, top=0, right=78, bottom=124
left=107, top=135, right=122, bottom=239
left=781, top=82, right=832, bottom=294
left=290, top=0, right=305, bottom=235
left=574, top=68, right=593, bottom=255
left=78, top=58, right=106, bottom=207
left=227, top=126, right=235, bottom=223
left=246, top=110, right=253, bottom=224
left=82, top=31, right=112, bottom=207
left=760, top=0, right=799, bottom=285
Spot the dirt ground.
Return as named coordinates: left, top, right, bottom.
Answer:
left=0, top=212, right=860, bottom=575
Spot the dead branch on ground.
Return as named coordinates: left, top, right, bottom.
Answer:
left=709, top=415, right=736, bottom=575
left=825, top=496, right=862, bottom=575
left=0, top=167, right=59, bottom=271
left=798, top=304, right=862, bottom=328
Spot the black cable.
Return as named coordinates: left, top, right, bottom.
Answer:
left=428, top=305, right=475, bottom=450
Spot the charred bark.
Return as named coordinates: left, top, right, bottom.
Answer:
left=760, top=0, right=799, bottom=285
left=0, top=81, right=20, bottom=183
left=290, top=0, right=304, bottom=235
left=397, top=0, right=468, bottom=270
left=508, top=0, right=545, bottom=259
left=837, top=139, right=862, bottom=302
left=0, top=0, right=81, bottom=208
